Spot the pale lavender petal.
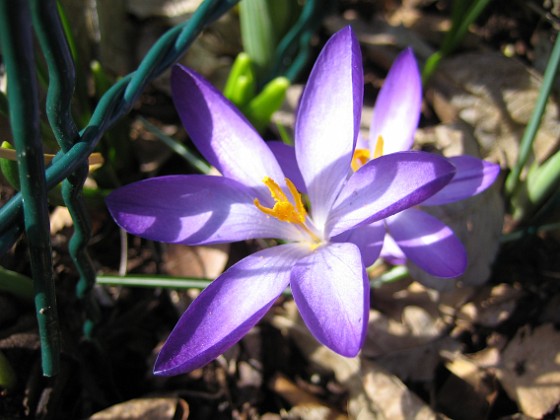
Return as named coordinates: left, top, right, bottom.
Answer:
left=106, top=175, right=303, bottom=245
left=380, top=233, right=407, bottom=266
left=356, top=132, right=369, bottom=150
left=295, top=26, right=363, bottom=227
left=154, top=244, right=307, bottom=375
left=267, top=141, right=306, bottom=193
left=370, top=48, right=422, bottom=154
left=332, top=221, right=385, bottom=267
left=171, top=65, right=284, bottom=192
left=422, top=156, right=500, bottom=205
left=387, top=209, right=467, bottom=278
left=327, top=151, right=455, bottom=237
left=291, top=242, right=369, bottom=356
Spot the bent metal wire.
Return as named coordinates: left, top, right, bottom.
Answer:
left=0, top=0, right=241, bottom=378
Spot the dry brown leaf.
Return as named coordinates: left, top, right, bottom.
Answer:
left=164, top=243, right=229, bottom=279
left=269, top=373, right=347, bottom=420
left=270, top=302, right=437, bottom=419
left=88, top=397, right=189, bottom=420
left=363, top=307, right=460, bottom=382
left=438, top=348, right=500, bottom=419
left=50, top=206, right=73, bottom=234
left=457, top=283, right=523, bottom=328
left=496, top=323, right=560, bottom=418
left=432, top=51, right=560, bottom=169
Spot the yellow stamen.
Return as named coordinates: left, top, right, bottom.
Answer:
left=373, top=135, right=384, bottom=159
left=350, top=135, right=385, bottom=172
left=254, top=176, right=320, bottom=243
left=351, top=149, right=370, bottom=172
left=254, top=177, right=307, bottom=224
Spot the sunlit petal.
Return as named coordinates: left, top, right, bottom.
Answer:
left=291, top=242, right=369, bottom=356
left=106, top=175, right=303, bottom=244
left=172, top=65, right=285, bottom=193
left=327, top=152, right=455, bottom=237
left=154, top=244, right=307, bottom=375
left=295, top=26, right=363, bottom=227
left=422, top=156, right=501, bottom=205
left=387, top=209, right=467, bottom=278
left=370, top=48, right=422, bottom=154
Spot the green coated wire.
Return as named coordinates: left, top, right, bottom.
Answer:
left=267, top=0, right=333, bottom=83
left=30, top=0, right=101, bottom=338
left=97, top=265, right=409, bottom=294
left=0, top=0, right=60, bottom=377
left=0, top=0, right=240, bottom=377
left=0, top=0, right=240, bottom=248
left=505, top=33, right=560, bottom=198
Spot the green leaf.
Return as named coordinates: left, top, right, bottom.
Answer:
left=223, top=52, right=256, bottom=107
left=0, top=141, right=20, bottom=190
left=0, top=265, right=34, bottom=301
left=0, top=350, right=16, bottom=391
left=243, top=76, right=289, bottom=132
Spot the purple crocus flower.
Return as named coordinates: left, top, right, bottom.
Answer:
left=357, top=48, right=501, bottom=278
left=106, top=27, right=456, bottom=375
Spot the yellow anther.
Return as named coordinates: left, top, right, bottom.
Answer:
left=373, top=135, right=384, bottom=159
left=350, top=135, right=385, bottom=172
left=351, top=148, right=370, bottom=172
left=254, top=177, right=307, bottom=224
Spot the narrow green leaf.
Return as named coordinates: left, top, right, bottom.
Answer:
left=0, top=265, right=34, bottom=301
left=138, top=116, right=211, bottom=174
left=0, top=141, right=20, bottom=190
left=0, top=350, right=16, bottom=391
left=506, top=33, right=560, bottom=198
left=239, top=0, right=277, bottom=80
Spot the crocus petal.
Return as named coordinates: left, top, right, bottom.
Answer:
left=370, top=48, right=422, bottom=154
left=291, top=242, right=369, bottom=357
left=295, top=26, right=363, bottom=227
left=171, top=65, right=284, bottom=192
left=380, top=233, right=407, bottom=266
left=386, top=208, right=467, bottom=278
left=332, top=221, right=385, bottom=267
left=154, top=244, right=307, bottom=375
left=327, top=151, right=455, bottom=238
left=422, top=156, right=501, bottom=206
left=106, top=175, right=303, bottom=245
left=267, top=141, right=306, bottom=193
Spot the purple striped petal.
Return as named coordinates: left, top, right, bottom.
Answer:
left=387, top=209, right=467, bottom=278
left=422, top=156, right=500, bottom=206
left=332, top=221, right=385, bottom=267
left=106, top=175, right=303, bottom=245
left=291, top=242, right=369, bottom=356
left=327, top=151, right=455, bottom=238
left=171, top=65, right=285, bottom=193
left=154, top=244, right=307, bottom=375
left=295, top=26, right=363, bottom=227
left=370, top=48, right=422, bottom=155
left=267, top=141, right=306, bottom=193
